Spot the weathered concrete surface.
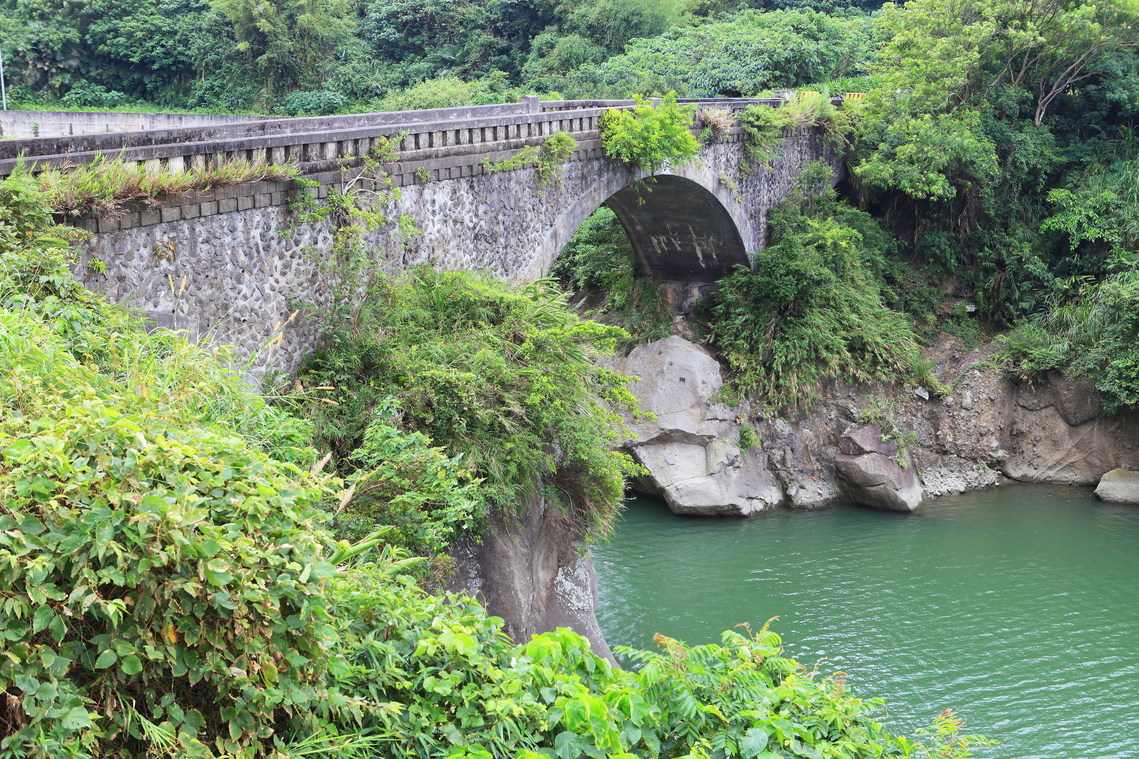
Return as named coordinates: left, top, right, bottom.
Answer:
left=446, top=494, right=615, bottom=662
left=1094, top=468, right=1139, bottom=504
left=607, top=336, right=784, bottom=516
left=0, top=109, right=266, bottom=139
left=834, top=423, right=924, bottom=512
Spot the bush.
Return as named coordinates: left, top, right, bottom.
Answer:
left=281, top=89, right=348, bottom=116
left=704, top=164, right=921, bottom=410
left=0, top=313, right=339, bottom=759
left=59, top=83, right=131, bottom=109
left=599, top=92, right=700, bottom=175
left=0, top=174, right=344, bottom=758
left=327, top=555, right=921, bottom=759
left=296, top=268, right=642, bottom=540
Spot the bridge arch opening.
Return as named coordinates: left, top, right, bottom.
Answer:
left=550, top=174, right=752, bottom=317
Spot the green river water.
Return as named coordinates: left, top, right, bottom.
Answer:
left=592, top=484, right=1139, bottom=758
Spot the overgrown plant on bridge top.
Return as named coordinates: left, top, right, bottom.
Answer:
left=481, top=131, right=579, bottom=193
left=10, top=154, right=299, bottom=218
left=599, top=93, right=700, bottom=175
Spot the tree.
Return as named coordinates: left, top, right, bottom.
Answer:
left=211, top=0, right=352, bottom=94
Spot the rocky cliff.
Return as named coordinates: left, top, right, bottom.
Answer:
left=610, top=332, right=1139, bottom=514
left=445, top=493, right=616, bottom=663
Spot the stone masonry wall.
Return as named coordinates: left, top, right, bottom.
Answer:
left=71, top=129, right=834, bottom=379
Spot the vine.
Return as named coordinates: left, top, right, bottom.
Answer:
left=285, top=131, right=418, bottom=321
left=481, top=131, right=578, bottom=193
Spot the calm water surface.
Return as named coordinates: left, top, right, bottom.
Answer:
left=593, top=485, right=1139, bottom=758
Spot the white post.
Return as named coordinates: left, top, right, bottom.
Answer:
left=0, top=48, right=7, bottom=111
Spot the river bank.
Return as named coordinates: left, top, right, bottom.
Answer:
left=606, top=330, right=1139, bottom=515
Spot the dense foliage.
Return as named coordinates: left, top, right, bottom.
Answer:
left=599, top=92, right=700, bottom=175
left=0, top=172, right=995, bottom=759
left=0, top=176, right=344, bottom=759
left=704, top=164, right=926, bottom=409
left=326, top=559, right=948, bottom=759
left=295, top=268, right=642, bottom=541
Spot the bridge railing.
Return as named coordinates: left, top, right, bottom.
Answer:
left=0, top=97, right=786, bottom=180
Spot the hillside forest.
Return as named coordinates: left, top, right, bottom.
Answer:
left=1, top=0, right=1138, bottom=757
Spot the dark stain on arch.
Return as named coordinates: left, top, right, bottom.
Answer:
left=604, top=175, right=750, bottom=284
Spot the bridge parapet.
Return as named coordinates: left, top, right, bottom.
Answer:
left=39, top=98, right=837, bottom=378
left=0, top=97, right=781, bottom=178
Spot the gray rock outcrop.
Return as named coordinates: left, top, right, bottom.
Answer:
left=1094, top=468, right=1139, bottom=504
left=447, top=493, right=615, bottom=663
left=833, top=423, right=924, bottom=512
left=608, top=336, right=783, bottom=516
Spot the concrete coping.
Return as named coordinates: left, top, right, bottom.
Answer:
left=0, top=97, right=793, bottom=163
left=0, top=100, right=576, bottom=161
left=0, top=96, right=801, bottom=177
left=0, top=107, right=623, bottom=175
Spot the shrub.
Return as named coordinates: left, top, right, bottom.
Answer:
left=0, top=174, right=345, bottom=758
left=327, top=554, right=924, bottom=759
left=295, top=268, right=642, bottom=540
left=704, top=163, right=921, bottom=410
left=333, top=408, right=483, bottom=555
left=599, top=92, right=700, bottom=175
left=281, top=90, right=348, bottom=116
left=738, top=91, right=848, bottom=168
left=12, top=156, right=298, bottom=220
left=59, top=83, right=130, bottom=109
left=0, top=311, right=343, bottom=759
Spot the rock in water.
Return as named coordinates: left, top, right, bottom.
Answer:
left=833, top=423, right=924, bottom=512
left=1094, top=468, right=1139, bottom=504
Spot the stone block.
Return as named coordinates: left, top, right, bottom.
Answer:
left=139, top=209, right=161, bottom=227
left=218, top=198, right=237, bottom=214
left=160, top=206, right=183, bottom=223
left=237, top=195, right=254, bottom=211
left=181, top=204, right=200, bottom=220
left=96, top=216, right=120, bottom=234
left=200, top=200, right=218, bottom=216
left=255, top=193, right=272, bottom=207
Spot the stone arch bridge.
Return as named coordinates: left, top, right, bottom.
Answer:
left=0, top=97, right=837, bottom=376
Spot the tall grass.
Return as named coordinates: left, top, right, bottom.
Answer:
left=13, top=154, right=299, bottom=217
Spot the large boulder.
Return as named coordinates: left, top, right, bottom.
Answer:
left=634, top=440, right=784, bottom=516
left=608, top=336, right=784, bottom=516
left=834, top=423, right=924, bottom=513
left=1094, top=468, right=1139, bottom=504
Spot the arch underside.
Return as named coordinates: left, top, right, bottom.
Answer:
left=603, top=175, right=750, bottom=284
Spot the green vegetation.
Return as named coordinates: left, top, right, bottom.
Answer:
left=549, top=9, right=875, bottom=98
left=294, top=268, right=643, bottom=542
left=10, top=156, right=298, bottom=218
left=0, top=170, right=991, bottom=759
left=599, top=93, right=700, bottom=175
left=738, top=92, right=849, bottom=167
left=704, top=164, right=924, bottom=410
left=552, top=205, right=673, bottom=344
left=482, top=131, right=578, bottom=191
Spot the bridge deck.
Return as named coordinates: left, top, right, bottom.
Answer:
left=0, top=97, right=788, bottom=179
